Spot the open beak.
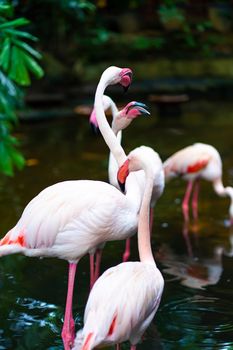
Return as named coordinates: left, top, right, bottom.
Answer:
left=117, top=159, right=129, bottom=193
left=120, top=68, right=133, bottom=93
left=125, top=101, right=150, bottom=117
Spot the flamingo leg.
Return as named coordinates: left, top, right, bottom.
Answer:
left=94, top=248, right=103, bottom=282
left=130, top=345, right=137, bottom=350
left=122, top=238, right=131, bottom=262
left=192, top=179, right=200, bottom=221
left=89, top=254, right=95, bottom=290
left=115, top=344, right=121, bottom=350
left=61, top=262, right=77, bottom=350
left=182, top=181, right=193, bottom=222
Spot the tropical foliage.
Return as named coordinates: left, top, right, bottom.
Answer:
left=0, top=1, right=44, bottom=176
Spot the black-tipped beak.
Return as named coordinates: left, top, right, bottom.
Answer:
left=125, top=101, right=150, bottom=116
left=118, top=180, right=125, bottom=193
left=90, top=122, right=100, bottom=135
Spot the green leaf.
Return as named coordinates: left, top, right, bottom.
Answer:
left=0, top=69, right=19, bottom=98
left=8, top=46, right=31, bottom=86
left=12, top=38, right=42, bottom=60
left=10, top=147, right=25, bottom=170
left=0, top=141, right=14, bottom=176
left=0, top=37, right=11, bottom=71
left=4, top=28, right=38, bottom=41
left=23, top=54, right=44, bottom=79
left=0, top=4, right=13, bottom=17
left=0, top=18, right=30, bottom=30
left=0, top=91, right=16, bottom=118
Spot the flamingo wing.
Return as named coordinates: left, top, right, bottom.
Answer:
left=164, top=145, right=211, bottom=178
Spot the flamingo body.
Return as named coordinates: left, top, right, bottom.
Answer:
left=0, top=180, right=137, bottom=261
left=73, top=262, right=163, bottom=349
left=164, top=143, right=222, bottom=182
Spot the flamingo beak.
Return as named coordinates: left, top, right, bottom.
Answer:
left=125, top=101, right=150, bottom=118
left=90, top=121, right=100, bottom=135
left=89, top=110, right=100, bottom=134
left=120, top=68, right=133, bottom=93
left=117, top=159, right=130, bottom=193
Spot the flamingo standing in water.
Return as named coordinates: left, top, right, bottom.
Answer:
left=90, top=95, right=157, bottom=264
left=0, top=66, right=140, bottom=350
left=163, top=142, right=233, bottom=222
left=72, top=146, right=164, bottom=350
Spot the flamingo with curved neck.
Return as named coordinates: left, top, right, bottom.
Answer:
left=0, top=67, right=137, bottom=350
left=91, top=88, right=163, bottom=267
left=73, top=146, right=164, bottom=350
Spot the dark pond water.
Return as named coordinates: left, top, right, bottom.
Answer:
left=0, top=97, right=233, bottom=350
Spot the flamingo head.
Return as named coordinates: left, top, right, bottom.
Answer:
left=117, top=159, right=130, bottom=193
left=112, top=101, right=150, bottom=133
left=101, top=66, right=133, bottom=92
left=117, top=148, right=146, bottom=192
left=119, top=68, right=133, bottom=92
left=117, top=146, right=164, bottom=194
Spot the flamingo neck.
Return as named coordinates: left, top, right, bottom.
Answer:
left=138, top=168, right=155, bottom=264
left=94, top=78, right=126, bottom=166
left=213, top=178, right=233, bottom=221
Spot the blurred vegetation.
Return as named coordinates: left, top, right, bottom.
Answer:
left=0, top=1, right=44, bottom=176
left=1, top=0, right=233, bottom=176
left=14, top=0, right=233, bottom=71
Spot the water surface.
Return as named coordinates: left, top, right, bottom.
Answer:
left=0, top=98, right=233, bottom=349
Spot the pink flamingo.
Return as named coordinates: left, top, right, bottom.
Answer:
left=163, top=142, right=233, bottom=222
left=0, top=66, right=139, bottom=350
left=90, top=95, right=154, bottom=264
left=72, top=146, right=164, bottom=350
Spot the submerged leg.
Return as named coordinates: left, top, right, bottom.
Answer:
left=192, top=179, right=200, bottom=221
left=182, top=181, right=193, bottom=222
left=122, top=238, right=131, bottom=262
left=61, top=262, right=77, bottom=350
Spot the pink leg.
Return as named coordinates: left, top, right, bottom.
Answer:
left=192, top=179, right=200, bottom=221
left=115, top=344, right=121, bottom=350
left=61, top=262, right=77, bottom=350
left=94, top=248, right=103, bottom=282
left=130, top=345, right=137, bottom=350
left=182, top=181, right=193, bottom=222
left=122, top=238, right=131, bottom=262
left=89, top=254, right=95, bottom=290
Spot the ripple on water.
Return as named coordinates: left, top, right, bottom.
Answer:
left=157, top=295, right=233, bottom=349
